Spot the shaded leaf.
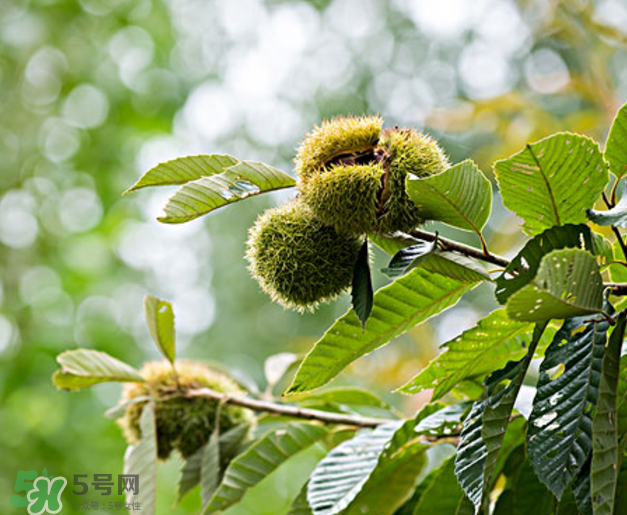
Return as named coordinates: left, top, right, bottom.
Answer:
left=286, top=269, right=477, bottom=394
left=454, top=323, right=544, bottom=513
left=125, top=154, right=239, bottom=193
left=124, top=403, right=156, bottom=515
left=605, top=102, right=627, bottom=181
left=588, top=183, right=627, bottom=227
left=144, top=295, right=176, bottom=363
left=574, top=459, right=593, bottom=515
left=351, top=239, right=373, bottom=329
left=412, top=456, right=464, bottom=514
left=527, top=311, right=611, bottom=498
left=206, top=423, right=328, bottom=513
left=506, top=248, right=604, bottom=322
left=591, top=311, right=626, bottom=515
left=382, top=237, right=438, bottom=278
left=494, top=133, right=608, bottom=236
left=53, top=349, right=143, bottom=391
left=495, top=224, right=594, bottom=304
left=407, top=159, right=492, bottom=234
left=399, top=309, right=534, bottom=399
left=158, top=160, right=296, bottom=223
left=201, top=429, right=220, bottom=512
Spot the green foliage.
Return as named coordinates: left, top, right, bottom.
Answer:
left=246, top=201, right=363, bottom=311
left=287, top=269, right=477, bottom=394
left=605, top=102, right=627, bottom=184
left=494, top=133, right=608, bottom=235
left=351, top=239, right=374, bottom=329
left=406, top=159, right=491, bottom=235
left=144, top=295, right=176, bottom=364
left=588, top=184, right=627, bottom=227
left=527, top=312, right=610, bottom=498
left=506, top=248, right=604, bottom=322
left=200, top=427, right=221, bottom=512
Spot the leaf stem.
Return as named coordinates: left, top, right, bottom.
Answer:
left=602, top=192, right=627, bottom=262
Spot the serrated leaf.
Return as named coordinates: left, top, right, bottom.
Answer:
left=399, top=309, right=536, bottom=399
left=591, top=311, right=626, bottom=515
left=407, top=159, right=492, bottom=234
left=605, top=102, right=627, bottom=182
left=527, top=311, right=611, bottom=498
left=201, top=429, right=221, bottom=512
left=158, top=160, right=295, bottom=223
left=495, top=224, right=594, bottom=304
left=206, top=423, right=328, bottom=513
left=53, top=349, right=143, bottom=391
left=412, top=456, right=464, bottom=514
left=177, top=448, right=202, bottom=505
left=144, top=295, right=176, bottom=363
left=352, top=239, right=373, bottom=329
left=306, top=421, right=403, bottom=515
left=125, top=154, right=240, bottom=194
left=124, top=403, right=156, bottom=515
left=382, top=237, right=438, bottom=277
left=286, top=269, right=477, bottom=394
left=506, top=248, right=604, bottom=322
left=494, top=133, right=608, bottom=236
left=455, top=324, right=544, bottom=513
left=414, top=402, right=470, bottom=436
left=588, top=183, right=627, bottom=227
left=574, top=459, right=593, bottom=515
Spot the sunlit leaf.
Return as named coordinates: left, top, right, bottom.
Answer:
left=144, top=295, right=176, bottom=363
left=158, top=160, right=296, bottom=223
left=53, top=349, right=143, bottom=391
left=506, top=248, right=604, bottom=322
left=494, top=133, right=608, bottom=236
left=287, top=269, right=477, bottom=394
left=605, top=102, right=627, bottom=182
left=407, top=159, right=492, bottom=234
left=124, top=403, right=156, bottom=515
left=124, top=154, right=240, bottom=193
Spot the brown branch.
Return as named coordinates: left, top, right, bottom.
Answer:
left=187, top=387, right=390, bottom=428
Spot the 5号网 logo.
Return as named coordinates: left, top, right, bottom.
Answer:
left=10, top=468, right=66, bottom=515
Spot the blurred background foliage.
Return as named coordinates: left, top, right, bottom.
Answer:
left=1, top=0, right=626, bottom=513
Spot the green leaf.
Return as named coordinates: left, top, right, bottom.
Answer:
left=455, top=324, right=544, bottom=513
left=591, top=311, right=626, bottom=515
left=286, top=269, right=477, bottom=394
left=370, top=232, right=418, bottom=255
left=527, top=311, right=611, bottom=498
left=297, top=387, right=393, bottom=411
left=158, top=160, right=296, bottom=224
left=506, top=248, right=604, bottom=322
left=412, top=456, right=464, bottom=514
left=53, top=349, right=143, bottom=391
left=124, top=154, right=239, bottom=194
left=494, top=133, right=608, bottom=236
left=289, top=486, right=313, bottom=515
left=177, top=448, right=202, bottom=505
left=605, top=102, right=627, bottom=181
left=144, top=295, right=176, bottom=363
left=382, top=237, right=438, bottom=277
left=206, top=423, right=328, bottom=513
left=201, top=429, right=221, bottom=512
left=351, top=239, right=373, bottom=329
left=306, top=421, right=403, bottom=515
left=574, top=459, right=593, bottom=515
left=414, top=403, right=470, bottom=436
left=407, top=159, right=492, bottom=234
left=399, top=309, right=535, bottom=399
left=588, top=183, right=627, bottom=227
left=105, top=396, right=153, bottom=419
left=124, top=403, right=157, bottom=515
left=495, top=224, right=594, bottom=304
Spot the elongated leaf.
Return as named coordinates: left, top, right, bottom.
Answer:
left=124, top=403, right=156, bottom=515
left=495, top=224, right=594, bottom=304
left=494, top=133, right=608, bottom=235
left=370, top=232, right=417, bottom=255
left=53, top=349, right=143, bottom=390
left=206, top=423, right=328, bottom=513
left=407, top=159, right=492, bottom=234
left=158, top=160, right=295, bottom=223
left=605, top=102, right=627, bottom=181
left=591, top=311, right=626, bottom=515
left=414, top=403, right=470, bottom=436
left=105, top=396, right=153, bottom=420
left=352, top=239, right=373, bottom=329
left=527, top=311, right=611, bottom=498
left=144, top=295, right=176, bottom=363
left=588, top=183, right=627, bottom=227
left=201, top=429, right=221, bottom=512
left=287, top=269, right=477, bottom=394
left=289, top=486, right=313, bottom=515
left=412, top=457, right=464, bottom=514
left=125, top=154, right=239, bottom=193
left=177, top=448, right=202, bottom=504
left=297, top=388, right=393, bottom=411
left=506, top=248, right=604, bottom=322
left=400, top=309, right=534, bottom=399
left=383, top=237, right=438, bottom=277
left=574, top=459, right=593, bottom=515
left=455, top=324, right=543, bottom=513
left=307, top=421, right=403, bottom=515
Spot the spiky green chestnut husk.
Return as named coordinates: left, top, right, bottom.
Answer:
left=299, top=164, right=385, bottom=235
left=295, top=115, right=383, bottom=181
left=375, top=128, right=449, bottom=233
left=119, top=360, right=254, bottom=460
left=246, top=201, right=362, bottom=311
